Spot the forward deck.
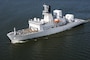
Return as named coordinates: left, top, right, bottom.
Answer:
left=16, top=28, right=38, bottom=35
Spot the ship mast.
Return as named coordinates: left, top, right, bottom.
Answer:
left=14, top=27, right=16, bottom=35
left=42, top=4, right=51, bottom=14
left=42, top=4, right=53, bottom=23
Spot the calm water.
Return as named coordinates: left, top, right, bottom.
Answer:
left=0, top=0, right=90, bottom=60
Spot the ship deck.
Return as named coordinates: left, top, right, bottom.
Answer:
left=16, top=28, right=38, bottom=35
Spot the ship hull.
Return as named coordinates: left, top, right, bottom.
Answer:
left=7, top=19, right=85, bottom=43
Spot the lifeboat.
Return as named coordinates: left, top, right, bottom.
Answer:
left=54, top=19, right=60, bottom=23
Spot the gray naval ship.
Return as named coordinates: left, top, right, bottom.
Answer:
left=7, top=4, right=86, bottom=43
